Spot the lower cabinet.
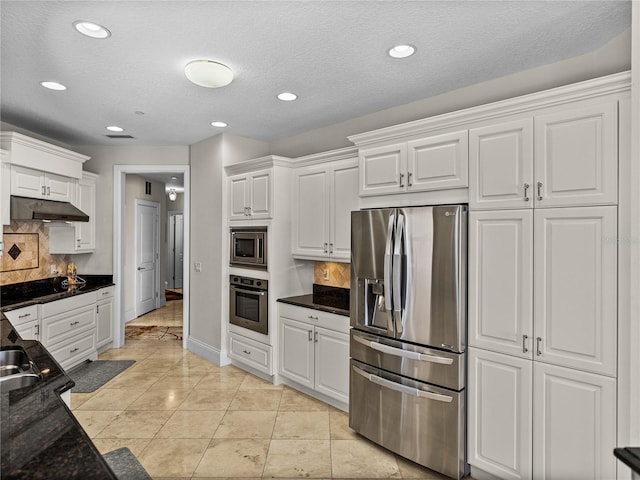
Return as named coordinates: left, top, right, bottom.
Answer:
left=95, top=286, right=114, bottom=350
left=469, top=347, right=616, bottom=480
left=278, top=303, right=349, bottom=405
left=228, top=332, right=273, bottom=375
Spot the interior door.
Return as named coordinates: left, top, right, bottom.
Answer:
left=168, top=212, right=184, bottom=289
left=136, top=200, right=159, bottom=317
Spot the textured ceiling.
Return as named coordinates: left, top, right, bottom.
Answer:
left=0, top=1, right=631, bottom=146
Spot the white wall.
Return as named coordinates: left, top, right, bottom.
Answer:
left=124, top=174, right=167, bottom=316
left=271, top=28, right=631, bottom=158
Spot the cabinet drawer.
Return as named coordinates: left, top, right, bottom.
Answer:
left=14, top=319, right=39, bottom=341
left=229, top=332, right=272, bottom=374
left=48, top=331, right=95, bottom=370
left=3, top=304, right=38, bottom=327
left=279, top=303, right=350, bottom=334
left=43, top=305, right=95, bottom=347
left=96, top=286, right=114, bottom=301
left=41, top=293, right=95, bottom=317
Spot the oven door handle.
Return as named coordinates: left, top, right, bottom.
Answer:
left=352, top=366, right=453, bottom=403
left=230, top=286, right=266, bottom=296
left=352, top=334, right=453, bottom=365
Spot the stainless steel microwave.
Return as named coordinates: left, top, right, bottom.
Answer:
left=230, top=226, right=267, bottom=269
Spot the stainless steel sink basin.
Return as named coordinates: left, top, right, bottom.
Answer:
left=0, top=347, right=41, bottom=392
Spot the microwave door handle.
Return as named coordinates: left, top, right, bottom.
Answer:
left=230, top=286, right=266, bottom=296
left=257, top=237, right=263, bottom=260
left=384, top=213, right=395, bottom=334
left=392, top=213, right=405, bottom=336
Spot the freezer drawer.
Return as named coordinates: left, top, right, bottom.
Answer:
left=350, top=329, right=465, bottom=391
left=349, top=359, right=467, bottom=480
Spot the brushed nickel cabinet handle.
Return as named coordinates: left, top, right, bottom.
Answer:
left=70, top=347, right=79, bottom=353
left=308, top=330, right=313, bottom=341
left=314, top=331, right=318, bottom=343
left=524, top=183, right=530, bottom=202
left=408, top=172, right=413, bottom=187
left=522, top=334, right=528, bottom=353
left=399, top=173, right=405, bottom=188
left=536, top=337, right=542, bottom=356
left=537, top=182, right=543, bottom=201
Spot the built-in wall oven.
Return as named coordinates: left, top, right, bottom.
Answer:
left=230, top=226, right=267, bottom=269
left=229, top=275, right=268, bottom=335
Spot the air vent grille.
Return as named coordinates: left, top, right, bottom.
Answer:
left=106, top=134, right=135, bottom=139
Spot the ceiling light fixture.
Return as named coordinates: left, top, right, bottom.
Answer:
left=184, top=60, right=234, bottom=88
left=106, top=125, right=124, bottom=132
left=388, top=44, right=416, bottom=59
left=277, top=92, right=298, bottom=101
left=40, top=81, right=67, bottom=91
left=73, top=21, right=111, bottom=39
left=168, top=189, right=177, bottom=201
left=211, top=121, right=228, bottom=128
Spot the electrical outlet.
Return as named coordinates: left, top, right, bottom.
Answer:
left=194, top=262, right=202, bottom=273
left=50, top=265, right=58, bottom=275
left=323, top=268, right=329, bottom=281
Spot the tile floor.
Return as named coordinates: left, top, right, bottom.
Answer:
left=72, top=338, right=454, bottom=479
left=126, top=299, right=183, bottom=327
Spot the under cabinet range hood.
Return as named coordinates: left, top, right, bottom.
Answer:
left=10, top=196, right=89, bottom=222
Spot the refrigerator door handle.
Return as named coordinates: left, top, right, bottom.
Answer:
left=392, top=213, right=405, bottom=335
left=383, top=213, right=395, bottom=333
left=352, top=334, right=454, bottom=365
left=352, top=365, right=453, bottom=403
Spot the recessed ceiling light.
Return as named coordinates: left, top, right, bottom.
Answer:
left=73, top=21, right=111, bottom=39
left=106, top=125, right=124, bottom=132
left=40, top=81, right=67, bottom=91
left=184, top=60, right=233, bottom=88
left=277, top=92, right=298, bottom=101
left=388, top=44, right=416, bottom=59
left=211, top=121, right=228, bottom=128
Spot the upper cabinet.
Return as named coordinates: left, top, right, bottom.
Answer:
left=10, top=165, right=76, bottom=203
left=469, top=99, right=618, bottom=210
left=292, top=154, right=359, bottom=261
left=357, top=130, right=468, bottom=197
left=1, top=149, right=8, bottom=227
left=229, top=169, right=272, bottom=221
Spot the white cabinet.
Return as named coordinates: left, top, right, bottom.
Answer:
left=4, top=305, right=40, bottom=341
left=532, top=362, right=616, bottom=480
left=228, top=332, right=273, bottom=375
left=358, top=130, right=468, bottom=196
left=278, top=303, right=350, bottom=405
left=10, top=165, right=76, bottom=203
left=229, top=169, right=272, bottom=220
left=292, top=158, right=358, bottom=260
left=469, top=207, right=617, bottom=375
left=41, top=294, right=97, bottom=370
left=469, top=348, right=532, bottom=480
left=96, top=286, right=114, bottom=349
left=469, top=348, right=616, bottom=480
left=469, top=99, right=618, bottom=210
left=1, top=149, right=9, bottom=226
left=49, top=172, right=97, bottom=254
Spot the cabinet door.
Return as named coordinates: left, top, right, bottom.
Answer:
left=46, top=172, right=75, bottom=203
left=1, top=159, right=9, bottom=225
left=96, top=299, right=113, bottom=348
left=534, top=207, right=617, bottom=376
left=533, top=362, right=616, bottom=480
left=314, top=326, right=349, bottom=403
left=229, top=175, right=249, bottom=220
left=11, top=165, right=45, bottom=198
left=407, top=130, right=468, bottom=192
left=75, top=174, right=96, bottom=251
left=279, top=317, right=314, bottom=389
left=358, top=143, right=406, bottom=196
left=14, top=319, right=40, bottom=341
left=468, top=348, right=532, bottom=480
left=469, top=210, right=533, bottom=358
left=249, top=170, right=272, bottom=219
left=293, top=167, right=329, bottom=258
left=469, top=119, right=534, bottom=209
left=534, top=100, right=618, bottom=207
left=330, top=161, right=359, bottom=260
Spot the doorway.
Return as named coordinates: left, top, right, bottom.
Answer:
left=135, top=199, right=160, bottom=317
left=168, top=211, right=184, bottom=290
left=113, top=165, right=190, bottom=349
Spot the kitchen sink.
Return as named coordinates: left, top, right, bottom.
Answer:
left=0, top=347, right=41, bottom=392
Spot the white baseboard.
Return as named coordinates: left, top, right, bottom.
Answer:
left=125, top=309, right=136, bottom=322
left=187, top=337, right=231, bottom=366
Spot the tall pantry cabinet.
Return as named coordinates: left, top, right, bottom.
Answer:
left=467, top=89, right=624, bottom=480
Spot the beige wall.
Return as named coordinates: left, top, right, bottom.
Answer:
left=124, top=174, right=167, bottom=316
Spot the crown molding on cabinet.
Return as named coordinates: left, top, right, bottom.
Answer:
left=348, top=70, right=632, bottom=147
left=292, top=146, right=358, bottom=168
left=0, top=132, right=90, bottom=164
left=224, top=155, right=293, bottom=176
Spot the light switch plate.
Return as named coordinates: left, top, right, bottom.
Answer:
left=194, top=262, right=202, bottom=272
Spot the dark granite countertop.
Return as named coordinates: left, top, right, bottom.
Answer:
left=0, top=315, right=117, bottom=479
left=1, top=275, right=114, bottom=311
left=615, top=447, right=640, bottom=475
left=278, top=284, right=350, bottom=317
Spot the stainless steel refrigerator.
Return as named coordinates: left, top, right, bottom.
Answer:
left=349, top=205, right=468, bottom=480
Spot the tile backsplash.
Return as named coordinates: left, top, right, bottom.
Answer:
left=314, top=261, right=350, bottom=289
left=1, top=222, right=70, bottom=285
